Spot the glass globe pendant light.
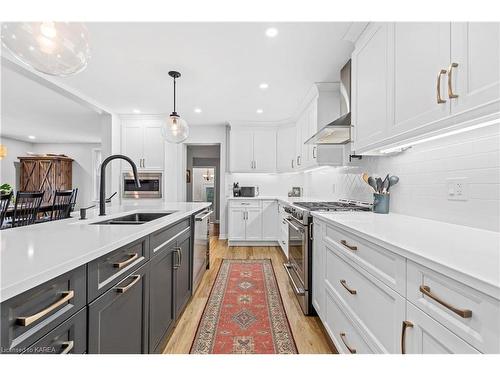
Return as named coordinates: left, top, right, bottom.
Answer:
left=162, top=71, right=189, bottom=143
left=1, top=22, right=90, bottom=77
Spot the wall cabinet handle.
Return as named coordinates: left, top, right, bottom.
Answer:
left=419, top=285, right=472, bottom=318
left=436, top=69, right=447, bottom=104
left=340, top=239, right=357, bottom=251
left=113, top=253, right=139, bottom=269
left=340, top=279, right=357, bottom=295
left=60, top=340, right=74, bottom=354
left=447, top=62, right=459, bottom=99
left=313, top=146, right=317, bottom=159
left=116, top=275, right=141, bottom=293
left=401, top=320, right=413, bottom=354
left=291, top=159, right=294, bottom=169
left=17, top=290, right=75, bottom=326
left=339, top=333, right=356, bottom=354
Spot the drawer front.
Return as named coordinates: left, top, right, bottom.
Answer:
left=324, top=223, right=406, bottom=295
left=405, top=302, right=480, bottom=354
left=325, top=244, right=406, bottom=353
left=229, top=200, right=261, bottom=208
left=324, top=288, right=375, bottom=354
left=1, top=266, right=86, bottom=353
left=87, top=237, right=149, bottom=302
left=23, top=307, right=87, bottom=354
left=407, top=261, right=500, bottom=353
left=88, top=264, right=149, bottom=354
left=150, top=218, right=190, bottom=254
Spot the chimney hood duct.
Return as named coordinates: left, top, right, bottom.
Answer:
left=305, top=59, right=352, bottom=145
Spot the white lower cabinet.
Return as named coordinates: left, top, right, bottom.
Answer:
left=227, top=207, right=246, bottom=241
left=261, top=200, right=278, bottom=241
left=314, top=217, right=498, bottom=354
left=277, top=202, right=289, bottom=257
left=404, top=303, right=479, bottom=354
left=228, top=199, right=279, bottom=244
left=245, top=208, right=263, bottom=241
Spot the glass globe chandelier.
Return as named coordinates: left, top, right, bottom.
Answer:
left=1, top=22, right=91, bottom=77
left=162, top=71, right=189, bottom=143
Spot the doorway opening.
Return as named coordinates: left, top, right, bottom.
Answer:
left=186, top=145, right=220, bottom=236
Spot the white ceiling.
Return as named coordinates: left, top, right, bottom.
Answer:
left=44, top=22, right=355, bottom=125
left=1, top=64, right=103, bottom=143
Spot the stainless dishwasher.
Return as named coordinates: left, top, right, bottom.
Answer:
left=193, top=208, right=212, bottom=291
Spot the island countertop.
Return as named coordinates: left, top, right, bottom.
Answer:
left=0, top=201, right=211, bottom=303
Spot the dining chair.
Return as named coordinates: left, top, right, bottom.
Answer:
left=69, top=188, right=78, bottom=214
left=11, top=191, right=44, bottom=228
left=0, top=192, right=13, bottom=229
left=50, top=190, right=74, bottom=221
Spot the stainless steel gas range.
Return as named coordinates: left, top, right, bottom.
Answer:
left=282, top=199, right=372, bottom=315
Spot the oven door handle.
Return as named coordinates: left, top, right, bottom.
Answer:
left=284, top=217, right=303, bottom=233
left=195, top=210, right=213, bottom=221
left=283, top=263, right=305, bottom=296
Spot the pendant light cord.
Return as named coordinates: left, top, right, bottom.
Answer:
left=173, top=77, right=176, bottom=113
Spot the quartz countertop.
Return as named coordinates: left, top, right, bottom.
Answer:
left=0, top=201, right=211, bottom=302
left=311, top=211, right=500, bottom=299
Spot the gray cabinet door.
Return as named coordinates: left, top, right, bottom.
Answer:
left=88, top=264, right=149, bottom=354
left=148, top=241, right=175, bottom=353
left=174, top=233, right=192, bottom=319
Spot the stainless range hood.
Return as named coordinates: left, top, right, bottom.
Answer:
left=305, top=59, right=352, bottom=145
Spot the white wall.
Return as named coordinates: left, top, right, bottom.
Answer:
left=0, top=137, right=33, bottom=190
left=31, top=143, right=101, bottom=208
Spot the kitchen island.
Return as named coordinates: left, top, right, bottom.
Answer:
left=0, top=201, right=211, bottom=354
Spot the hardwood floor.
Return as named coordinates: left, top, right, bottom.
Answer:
left=163, top=236, right=336, bottom=354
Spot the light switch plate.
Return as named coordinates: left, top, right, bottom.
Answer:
left=447, top=177, right=469, bottom=201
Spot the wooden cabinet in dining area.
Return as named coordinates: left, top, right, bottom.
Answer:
left=18, top=156, right=73, bottom=203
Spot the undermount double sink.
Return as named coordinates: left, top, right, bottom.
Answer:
left=91, top=212, right=173, bottom=225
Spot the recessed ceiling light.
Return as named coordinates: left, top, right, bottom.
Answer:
left=256, top=109, right=263, bottom=114
left=194, top=108, right=202, bottom=113
left=259, top=83, right=269, bottom=90
left=28, top=135, right=36, bottom=140
left=132, top=109, right=141, bottom=114
left=265, top=27, right=278, bottom=38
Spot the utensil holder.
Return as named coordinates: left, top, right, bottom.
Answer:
left=373, top=193, right=390, bottom=214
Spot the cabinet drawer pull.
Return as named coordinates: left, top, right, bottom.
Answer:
left=340, top=279, right=357, bottom=295
left=447, top=62, right=459, bottom=99
left=17, top=290, right=75, bottom=326
left=173, top=248, right=181, bottom=269
left=116, top=275, right=141, bottom=294
left=436, top=69, right=447, bottom=104
left=340, top=240, right=357, bottom=251
left=60, top=340, right=74, bottom=354
left=339, top=332, right=356, bottom=354
left=419, top=285, right=472, bottom=318
left=113, top=253, right=139, bottom=269
left=401, top=320, right=413, bottom=354
left=312, top=146, right=317, bottom=159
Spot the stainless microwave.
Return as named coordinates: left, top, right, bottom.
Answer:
left=239, top=186, right=259, bottom=197
left=122, top=172, right=162, bottom=199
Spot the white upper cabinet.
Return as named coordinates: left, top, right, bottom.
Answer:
left=229, top=128, right=254, bottom=172
left=352, top=22, right=500, bottom=155
left=253, top=130, right=277, bottom=172
left=391, top=23, right=451, bottom=136
left=277, top=125, right=296, bottom=172
left=229, top=127, right=276, bottom=173
left=352, top=23, right=392, bottom=152
left=121, top=117, right=165, bottom=170
left=450, top=22, right=500, bottom=115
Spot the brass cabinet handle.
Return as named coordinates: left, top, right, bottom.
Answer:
left=173, top=248, right=181, bottom=269
left=60, top=340, right=74, bottom=354
left=447, top=62, right=459, bottom=98
left=116, top=275, right=141, bottom=294
left=340, top=279, right=357, bottom=295
left=340, top=239, right=357, bottom=251
left=17, top=290, right=75, bottom=326
left=401, top=320, right=414, bottom=354
left=419, top=285, right=472, bottom=318
left=113, top=253, right=139, bottom=269
left=339, top=332, right=356, bottom=354
left=177, top=247, right=182, bottom=267
left=437, top=69, right=447, bottom=104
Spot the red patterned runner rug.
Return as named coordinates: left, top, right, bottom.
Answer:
left=190, top=259, right=297, bottom=354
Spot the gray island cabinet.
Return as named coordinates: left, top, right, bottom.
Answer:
left=1, top=215, right=198, bottom=354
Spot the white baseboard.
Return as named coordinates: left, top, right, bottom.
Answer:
left=227, top=241, right=280, bottom=247
left=218, top=233, right=227, bottom=240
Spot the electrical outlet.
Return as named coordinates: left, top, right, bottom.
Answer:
left=447, top=178, right=469, bottom=201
